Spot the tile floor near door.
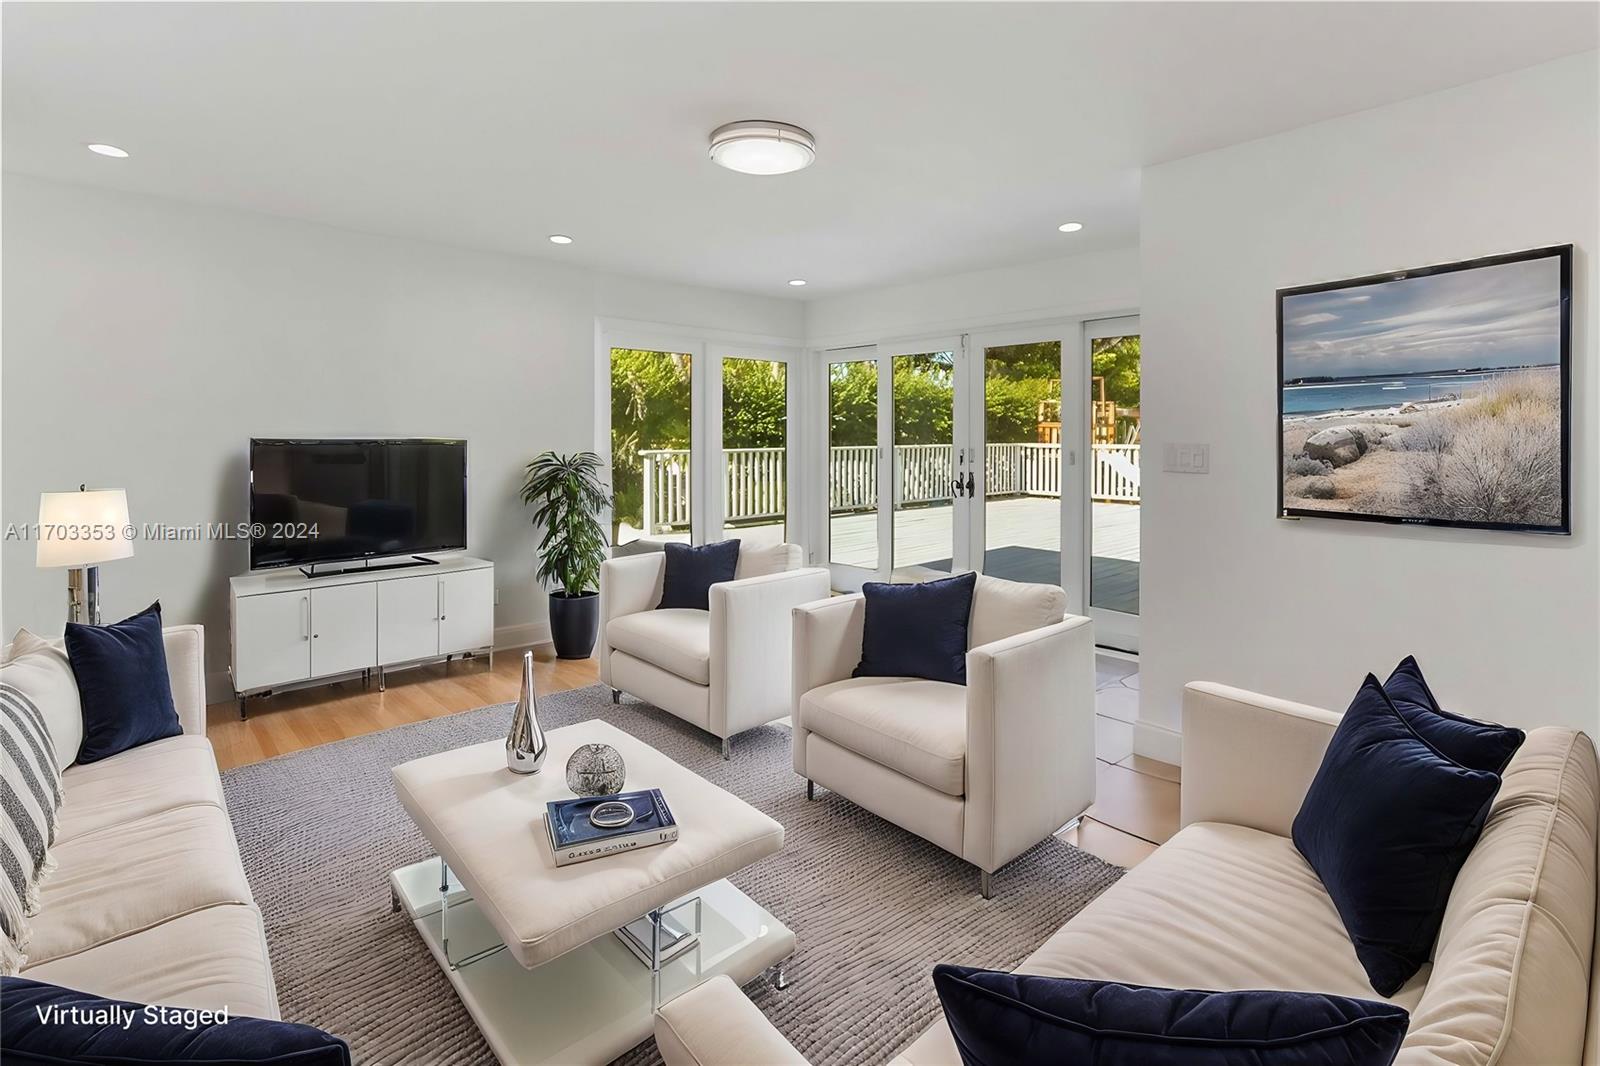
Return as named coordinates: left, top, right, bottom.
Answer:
left=209, top=649, right=1177, bottom=869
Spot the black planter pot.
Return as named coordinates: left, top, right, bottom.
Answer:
left=548, top=591, right=600, bottom=659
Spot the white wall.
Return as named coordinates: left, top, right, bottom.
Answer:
left=1138, top=51, right=1600, bottom=757
left=802, top=248, right=1140, bottom=346
left=0, top=175, right=802, bottom=697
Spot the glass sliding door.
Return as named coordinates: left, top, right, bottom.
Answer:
left=891, top=350, right=958, bottom=576
left=976, top=339, right=1068, bottom=584
left=826, top=354, right=881, bottom=583
left=1085, top=317, right=1141, bottom=651
left=610, top=347, right=694, bottom=546
left=718, top=354, right=789, bottom=548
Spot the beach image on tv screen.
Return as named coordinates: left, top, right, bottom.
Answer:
left=1280, top=253, right=1564, bottom=529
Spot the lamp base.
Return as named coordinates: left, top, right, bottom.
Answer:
left=66, top=566, right=101, bottom=625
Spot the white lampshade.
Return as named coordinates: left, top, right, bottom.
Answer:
left=36, top=489, right=134, bottom=568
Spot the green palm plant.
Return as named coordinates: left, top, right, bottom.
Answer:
left=521, top=451, right=612, bottom=597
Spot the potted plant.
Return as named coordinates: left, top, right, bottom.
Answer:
left=522, top=450, right=612, bottom=659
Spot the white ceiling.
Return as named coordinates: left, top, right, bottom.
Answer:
left=4, top=3, right=1595, bottom=299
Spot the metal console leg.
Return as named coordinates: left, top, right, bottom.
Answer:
left=611, top=688, right=621, bottom=704
left=721, top=737, right=731, bottom=761
left=980, top=869, right=993, bottom=900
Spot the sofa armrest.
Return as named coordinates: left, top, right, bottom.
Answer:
left=964, top=615, right=1097, bottom=873
left=654, top=975, right=809, bottom=1066
left=598, top=553, right=666, bottom=686
left=710, top=568, right=832, bottom=739
left=162, top=624, right=207, bottom=736
left=790, top=593, right=862, bottom=777
left=1180, top=681, right=1341, bottom=837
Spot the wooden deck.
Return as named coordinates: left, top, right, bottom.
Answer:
left=709, top=497, right=1141, bottom=613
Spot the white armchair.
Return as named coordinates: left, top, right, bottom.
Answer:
left=599, top=543, right=831, bottom=758
left=791, top=575, right=1097, bottom=897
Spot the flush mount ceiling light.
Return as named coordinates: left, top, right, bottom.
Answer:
left=708, top=121, right=815, bottom=176
left=1057, top=221, right=1084, bottom=233
left=87, top=143, right=129, bottom=158
left=788, top=279, right=807, bottom=287
left=548, top=234, right=573, bottom=245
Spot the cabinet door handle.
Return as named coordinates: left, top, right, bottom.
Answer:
left=301, top=596, right=310, bottom=640
left=438, top=579, right=446, bottom=621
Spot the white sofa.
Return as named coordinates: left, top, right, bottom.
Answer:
left=598, top=543, right=830, bottom=757
left=657, top=681, right=1600, bottom=1066
left=6, top=626, right=280, bottom=1018
left=791, top=576, right=1097, bottom=898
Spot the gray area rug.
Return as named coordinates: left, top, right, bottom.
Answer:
left=221, top=684, right=1123, bottom=1065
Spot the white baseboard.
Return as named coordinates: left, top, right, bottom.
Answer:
left=204, top=622, right=554, bottom=708
left=1132, top=719, right=1183, bottom=766
left=495, top=621, right=552, bottom=651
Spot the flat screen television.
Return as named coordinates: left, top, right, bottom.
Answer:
left=1278, top=244, right=1571, bottom=534
left=249, top=438, right=467, bottom=570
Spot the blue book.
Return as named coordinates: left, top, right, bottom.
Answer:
left=545, top=789, right=678, bottom=866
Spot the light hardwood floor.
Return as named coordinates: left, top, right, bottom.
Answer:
left=207, top=649, right=1179, bottom=869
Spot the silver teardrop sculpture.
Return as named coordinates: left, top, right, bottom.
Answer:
left=506, top=650, right=548, bottom=774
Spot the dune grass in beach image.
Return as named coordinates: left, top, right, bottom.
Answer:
left=1279, top=252, right=1566, bottom=530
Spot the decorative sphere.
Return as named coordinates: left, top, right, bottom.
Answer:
left=565, top=743, right=626, bottom=796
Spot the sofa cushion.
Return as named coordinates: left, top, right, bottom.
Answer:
left=659, top=540, right=740, bottom=611
left=0, top=975, right=347, bottom=1064
left=1, top=682, right=64, bottom=975
left=855, top=572, right=976, bottom=686
left=2, top=629, right=82, bottom=770
left=1292, top=675, right=1502, bottom=996
left=931, top=965, right=1408, bottom=1066
left=606, top=610, right=712, bottom=686
left=802, top=676, right=967, bottom=796
left=21, top=904, right=280, bottom=1021
left=733, top=542, right=800, bottom=580
left=57, top=735, right=225, bottom=842
left=65, top=602, right=182, bottom=765
left=1383, top=656, right=1524, bottom=774
left=967, top=575, right=1066, bottom=649
left=902, top=820, right=1431, bottom=1064
left=25, top=805, right=254, bottom=967
left=1400, top=727, right=1598, bottom=1066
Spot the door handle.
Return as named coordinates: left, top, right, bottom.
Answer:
left=951, top=478, right=964, bottom=498
left=438, top=579, right=445, bottom=622
left=965, top=471, right=976, bottom=498
left=301, top=596, right=310, bottom=640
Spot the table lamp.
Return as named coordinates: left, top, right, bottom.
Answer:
left=36, top=487, right=134, bottom=624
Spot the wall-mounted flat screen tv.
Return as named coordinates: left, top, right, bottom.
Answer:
left=249, top=438, right=467, bottom=569
left=1278, top=244, right=1571, bottom=534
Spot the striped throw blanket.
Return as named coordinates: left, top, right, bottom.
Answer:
left=0, top=683, right=62, bottom=974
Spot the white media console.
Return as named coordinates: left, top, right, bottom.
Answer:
left=229, top=555, right=495, bottom=718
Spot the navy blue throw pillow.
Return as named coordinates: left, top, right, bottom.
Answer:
left=657, top=540, right=741, bottom=611
left=1384, top=656, right=1524, bottom=773
left=64, top=601, right=182, bottom=765
left=1292, top=675, right=1503, bottom=997
left=0, top=977, right=351, bottom=1065
left=931, top=966, right=1408, bottom=1066
left=854, top=572, right=976, bottom=685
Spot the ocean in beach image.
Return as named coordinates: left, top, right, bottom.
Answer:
left=1279, top=253, right=1566, bottom=529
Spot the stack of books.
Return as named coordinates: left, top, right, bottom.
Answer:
left=545, top=788, right=678, bottom=868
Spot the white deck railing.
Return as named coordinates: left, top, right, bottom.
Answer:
left=638, top=443, right=1139, bottom=531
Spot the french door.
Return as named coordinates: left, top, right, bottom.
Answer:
left=1083, top=316, right=1141, bottom=651
left=821, top=327, right=1086, bottom=613
left=604, top=333, right=798, bottom=550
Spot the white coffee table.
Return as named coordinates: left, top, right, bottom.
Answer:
left=390, top=718, right=794, bottom=1065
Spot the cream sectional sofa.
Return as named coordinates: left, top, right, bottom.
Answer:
left=655, top=681, right=1600, bottom=1066
left=11, top=625, right=280, bottom=1018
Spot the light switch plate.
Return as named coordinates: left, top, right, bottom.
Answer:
left=1163, top=443, right=1210, bottom=474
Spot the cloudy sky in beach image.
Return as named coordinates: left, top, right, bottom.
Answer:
left=1282, top=255, right=1562, bottom=381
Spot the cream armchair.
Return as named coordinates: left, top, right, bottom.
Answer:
left=599, top=543, right=830, bottom=758
left=791, top=575, right=1096, bottom=897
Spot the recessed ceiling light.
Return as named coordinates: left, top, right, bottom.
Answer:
left=548, top=234, right=573, bottom=245
left=788, top=279, right=807, bottom=287
left=1057, top=221, right=1084, bottom=233
left=87, top=143, right=129, bottom=158
left=709, top=121, right=815, bottom=176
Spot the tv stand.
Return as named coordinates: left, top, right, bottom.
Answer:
left=297, top=555, right=441, bottom=580
left=230, top=555, right=495, bottom=718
